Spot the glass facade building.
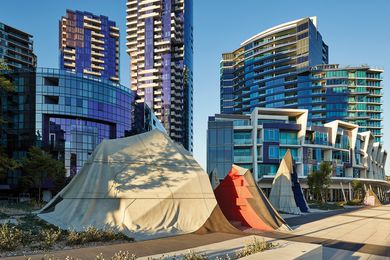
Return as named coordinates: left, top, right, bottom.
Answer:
left=220, top=17, right=384, bottom=143
left=59, top=10, right=120, bottom=82
left=126, top=0, right=194, bottom=152
left=1, top=68, right=134, bottom=180
left=207, top=108, right=388, bottom=201
left=0, top=22, right=36, bottom=70
left=220, top=17, right=328, bottom=114
left=297, top=64, right=383, bottom=143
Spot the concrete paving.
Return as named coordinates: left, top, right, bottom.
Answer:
left=257, top=204, right=390, bottom=258
left=4, top=205, right=390, bottom=259
left=292, top=205, right=390, bottom=249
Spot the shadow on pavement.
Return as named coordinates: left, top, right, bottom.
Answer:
left=255, top=231, right=390, bottom=257
left=285, top=207, right=362, bottom=227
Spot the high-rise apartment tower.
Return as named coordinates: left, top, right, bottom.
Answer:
left=126, top=0, right=193, bottom=152
left=59, top=10, right=120, bottom=82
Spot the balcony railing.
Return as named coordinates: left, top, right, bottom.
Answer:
left=234, top=156, right=252, bottom=163
left=335, top=143, right=350, bottom=149
left=233, top=120, right=251, bottom=126
left=279, top=138, right=300, bottom=145
left=234, top=139, right=252, bottom=145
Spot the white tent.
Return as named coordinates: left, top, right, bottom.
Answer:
left=38, top=130, right=234, bottom=240
left=269, top=150, right=301, bottom=215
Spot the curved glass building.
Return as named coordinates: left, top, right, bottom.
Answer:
left=220, top=17, right=328, bottom=114
left=1, top=68, right=134, bottom=178
left=220, top=17, right=383, bottom=143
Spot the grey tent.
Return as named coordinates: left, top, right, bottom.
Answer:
left=269, top=150, right=301, bottom=215
left=210, top=168, right=220, bottom=189
left=38, top=130, right=237, bottom=240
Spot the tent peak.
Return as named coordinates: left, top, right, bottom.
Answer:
left=231, top=164, right=250, bottom=176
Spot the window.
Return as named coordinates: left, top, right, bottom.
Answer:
left=280, top=132, right=298, bottom=145
left=234, top=132, right=251, bottom=144
left=264, top=128, right=279, bottom=142
left=258, top=164, right=278, bottom=177
left=44, top=95, right=59, bottom=104
left=49, top=133, right=56, bottom=144
left=279, top=148, right=298, bottom=160
left=268, top=145, right=279, bottom=159
left=44, top=77, right=59, bottom=86
left=65, top=97, right=71, bottom=106
left=76, top=98, right=83, bottom=107
left=297, top=32, right=308, bottom=40
left=314, top=132, right=328, bottom=145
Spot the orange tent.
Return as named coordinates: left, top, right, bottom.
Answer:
left=214, top=165, right=290, bottom=231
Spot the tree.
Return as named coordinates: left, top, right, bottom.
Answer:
left=20, top=147, right=66, bottom=201
left=0, top=60, right=15, bottom=125
left=0, top=60, right=14, bottom=93
left=0, top=60, right=18, bottom=185
left=352, top=179, right=364, bottom=200
left=0, top=148, right=20, bottom=182
left=307, top=161, right=332, bottom=203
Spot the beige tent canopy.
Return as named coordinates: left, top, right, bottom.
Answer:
left=38, top=130, right=237, bottom=240
left=363, top=188, right=382, bottom=207
left=269, top=150, right=301, bottom=215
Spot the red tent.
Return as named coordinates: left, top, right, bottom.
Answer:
left=215, top=165, right=290, bottom=231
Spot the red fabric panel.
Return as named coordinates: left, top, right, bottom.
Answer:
left=214, top=166, right=274, bottom=231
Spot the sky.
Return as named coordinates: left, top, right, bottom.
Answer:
left=1, top=0, right=390, bottom=175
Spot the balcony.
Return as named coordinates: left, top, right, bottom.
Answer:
left=234, top=156, right=252, bottom=163
left=280, top=138, right=300, bottom=145
left=334, top=143, right=350, bottom=150
left=280, top=156, right=302, bottom=163
left=234, top=139, right=252, bottom=145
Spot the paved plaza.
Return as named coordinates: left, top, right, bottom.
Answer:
left=4, top=205, right=390, bottom=259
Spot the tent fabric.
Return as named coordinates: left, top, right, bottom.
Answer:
left=214, top=165, right=290, bottom=231
left=291, top=165, right=310, bottom=213
left=209, top=168, right=220, bottom=189
left=194, top=204, right=241, bottom=235
left=363, top=188, right=382, bottom=207
left=38, top=130, right=237, bottom=240
left=269, top=150, right=301, bottom=215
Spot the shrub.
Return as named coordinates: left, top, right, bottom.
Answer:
left=66, top=226, right=132, bottom=246
left=66, top=230, right=84, bottom=245
left=182, top=250, right=208, bottom=260
left=84, top=226, right=103, bottom=243
left=111, top=251, right=137, bottom=260
left=309, top=202, right=344, bottom=210
left=0, top=224, right=23, bottom=251
left=95, top=251, right=136, bottom=260
left=40, top=228, right=62, bottom=249
left=83, top=226, right=128, bottom=243
left=25, top=255, right=81, bottom=260
left=18, top=214, right=58, bottom=235
left=236, top=237, right=276, bottom=258
left=346, top=199, right=363, bottom=206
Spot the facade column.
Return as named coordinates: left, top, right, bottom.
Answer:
left=340, top=182, right=347, bottom=202
left=348, top=182, right=352, bottom=201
